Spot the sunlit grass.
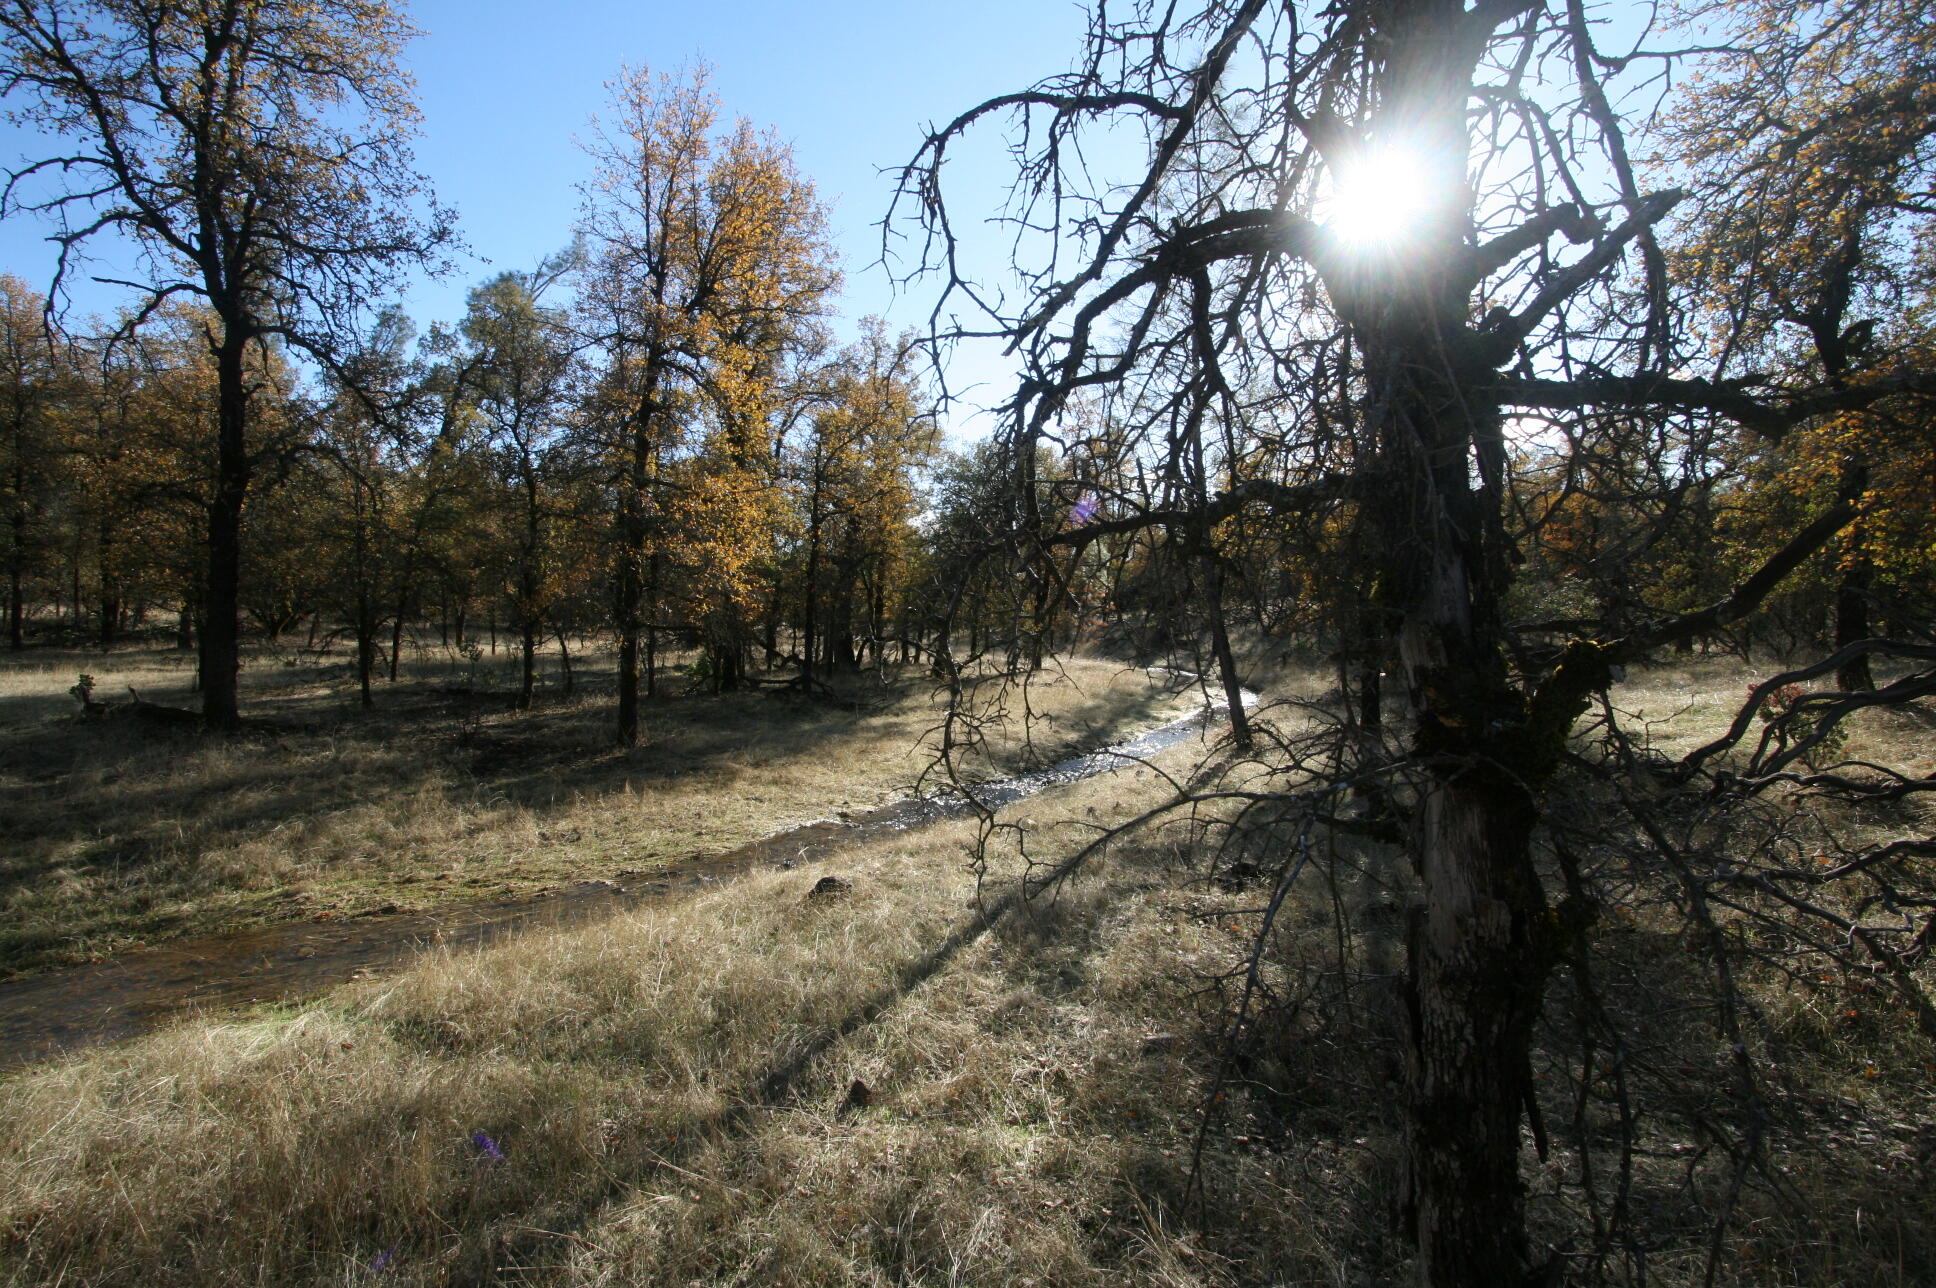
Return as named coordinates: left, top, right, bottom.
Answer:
left=0, top=737, right=1319, bottom=1288
left=0, top=653, right=1925, bottom=1286
left=0, top=642, right=1194, bottom=976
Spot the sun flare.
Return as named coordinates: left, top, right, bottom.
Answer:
left=1321, top=145, right=1439, bottom=248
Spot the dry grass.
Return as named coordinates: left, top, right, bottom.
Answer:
left=1610, top=655, right=1936, bottom=775
left=0, top=722, right=1353, bottom=1288
left=0, top=644, right=1190, bottom=975
left=0, top=654, right=1926, bottom=1287
left=1531, top=657, right=1936, bottom=1285
left=544, top=832, right=1383, bottom=1288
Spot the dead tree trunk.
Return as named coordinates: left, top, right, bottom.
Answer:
left=1361, top=15, right=1558, bottom=1276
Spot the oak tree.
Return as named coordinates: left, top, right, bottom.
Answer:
left=1661, top=0, right=1936, bottom=687
left=789, top=321, right=936, bottom=682
left=457, top=259, right=578, bottom=709
left=0, top=0, right=455, bottom=726
left=575, top=63, right=835, bottom=742
left=0, top=273, right=65, bottom=648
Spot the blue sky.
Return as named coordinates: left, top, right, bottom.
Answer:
left=1, top=0, right=1105, bottom=436
left=400, top=1, right=1095, bottom=323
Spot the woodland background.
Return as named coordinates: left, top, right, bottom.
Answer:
left=1, top=1, right=1934, bottom=1287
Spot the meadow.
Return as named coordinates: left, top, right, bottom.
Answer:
left=0, top=649, right=1929, bottom=1286
left=0, top=640, right=1192, bottom=979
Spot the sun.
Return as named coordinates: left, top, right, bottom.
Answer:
left=1320, top=144, right=1440, bottom=248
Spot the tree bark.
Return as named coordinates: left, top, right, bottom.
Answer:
left=388, top=602, right=406, bottom=683
left=1835, top=548, right=1875, bottom=690
left=200, top=328, right=252, bottom=731
left=518, top=608, right=537, bottom=710
left=7, top=494, right=24, bottom=650
left=516, top=471, right=542, bottom=710
left=1387, top=421, right=1553, bottom=1287
left=356, top=585, right=376, bottom=712
left=801, top=522, right=821, bottom=685
left=930, top=616, right=951, bottom=678
left=615, top=550, right=641, bottom=745
left=616, top=442, right=648, bottom=745
left=1834, top=463, right=1874, bottom=690
left=1361, top=14, right=1557, bottom=1272
left=351, top=490, right=376, bottom=711
left=828, top=572, right=858, bottom=671
left=1402, top=768, right=1546, bottom=1285
left=1026, top=574, right=1049, bottom=672
left=869, top=577, right=888, bottom=669
left=555, top=625, right=574, bottom=697
left=645, top=550, right=660, bottom=699
left=711, top=641, right=741, bottom=692
left=1374, top=334, right=1553, bottom=1288
left=618, top=375, right=664, bottom=743
left=6, top=563, right=21, bottom=651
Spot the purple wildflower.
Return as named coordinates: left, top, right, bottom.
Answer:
left=1070, top=494, right=1098, bottom=526
left=370, top=1247, right=396, bottom=1273
left=470, top=1131, right=505, bottom=1165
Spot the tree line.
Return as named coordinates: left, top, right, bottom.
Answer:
left=0, top=15, right=958, bottom=738
left=0, top=249, right=964, bottom=704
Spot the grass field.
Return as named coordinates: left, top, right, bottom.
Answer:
left=0, top=711, right=1301, bottom=1288
left=0, top=653, right=1928, bottom=1286
left=0, top=642, right=1196, bottom=977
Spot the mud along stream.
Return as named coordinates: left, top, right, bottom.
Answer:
left=0, top=679, right=1256, bottom=1069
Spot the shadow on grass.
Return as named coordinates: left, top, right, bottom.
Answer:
left=0, top=679, right=1221, bottom=1077
left=0, top=644, right=1185, bottom=982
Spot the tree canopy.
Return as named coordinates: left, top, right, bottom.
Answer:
left=0, top=0, right=456, bottom=724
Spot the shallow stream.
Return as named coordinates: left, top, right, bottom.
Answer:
left=0, top=677, right=1253, bottom=1069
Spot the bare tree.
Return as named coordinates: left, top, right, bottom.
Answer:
left=897, top=1, right=1936, bottom=1283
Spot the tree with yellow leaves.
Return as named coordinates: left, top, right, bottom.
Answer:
left=575, top=63, right=836, bottom=740
left=1660, top=0, right=1936, bottom=684
left=788, top=321, right=937, bottom=683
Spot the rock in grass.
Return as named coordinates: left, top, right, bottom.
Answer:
left=805, top=875, right=853, bottom=902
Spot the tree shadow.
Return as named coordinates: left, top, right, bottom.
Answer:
left=0, top=646, right=1184, bottom=978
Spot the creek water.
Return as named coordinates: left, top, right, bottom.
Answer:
left=0, top=678, right=1252, bottom=1070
